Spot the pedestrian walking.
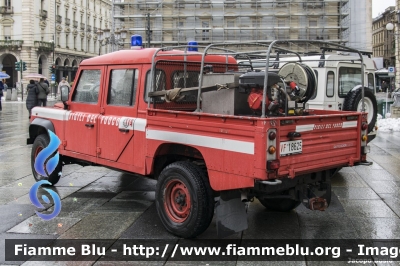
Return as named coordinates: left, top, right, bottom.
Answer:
left=382, top=81, right=388, bottom=92
left=57, top=77, right=70, bottom=94
left=36, top=78, right=50, bottom=106
left=3, top=80, right=8, bottom=91
left=26, top=80, right=39, bottom=118
left=0, top=80, right=3, bottom=111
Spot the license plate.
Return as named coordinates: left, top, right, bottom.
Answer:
left=280, top=140, right=302, bottom=156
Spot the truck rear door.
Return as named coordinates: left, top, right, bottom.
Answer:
left=276, top=112, right=361, bottom=177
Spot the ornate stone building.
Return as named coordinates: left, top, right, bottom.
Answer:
left=0, top=0, right=111, bottom=87
left=115, top=0, right=372, bottom=52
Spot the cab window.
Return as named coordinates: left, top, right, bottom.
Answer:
left=72, top=69, right=101, bottom=103
left=326, top=71, right=334, bottom=97
left=338, top=67, right=361, bottom=97
left=368, top=73, right=375, bottom=91
left=108, top=69, right=138, bottom=106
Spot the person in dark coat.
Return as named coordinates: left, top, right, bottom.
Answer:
left=36, top=78, right=50, bottom=106
left=26, top=80, right=39, bottom=118
left=0, top=80, right=3, bottom=111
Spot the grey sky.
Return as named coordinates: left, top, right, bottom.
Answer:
left=372, top=0, right=395, bottom=18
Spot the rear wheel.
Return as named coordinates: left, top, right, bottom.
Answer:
left=155, top=161, right=214, bottom=238
left=31, top=134, right=62, bottom=185
left=343, top=88, right=377, bottom=133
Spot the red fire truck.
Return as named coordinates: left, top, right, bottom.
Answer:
left=28, top=38, right=371, bottom=238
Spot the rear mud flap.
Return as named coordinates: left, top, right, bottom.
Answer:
left=215, top=190, right=248, bottom=238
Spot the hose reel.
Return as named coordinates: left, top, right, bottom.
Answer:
left=278, top=62, right=317, bottom=103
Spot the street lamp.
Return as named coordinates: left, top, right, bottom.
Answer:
left=97, top=27, right=127, bottom=55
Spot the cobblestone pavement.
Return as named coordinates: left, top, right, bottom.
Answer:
left=1, top=102, right=400, bottom=265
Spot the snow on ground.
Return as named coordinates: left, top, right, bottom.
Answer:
left=377, top=114, right=400, bottom=132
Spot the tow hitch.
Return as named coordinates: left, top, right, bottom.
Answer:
left=302, top=173, right=331, bottom=211
left=307, top=197, right=328, bottom=211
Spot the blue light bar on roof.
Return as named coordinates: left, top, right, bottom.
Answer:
left=188, top=41, right=198, bottom=52
left=131, top=35, right=142, bottom=50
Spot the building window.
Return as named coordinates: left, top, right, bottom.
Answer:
left=202, top=21, right=209, bottom=41
left=309, top=19, right=317, bottom=39
left=4, top=26, right=11, bottom=40
left=226, top=19, right=235, bottom=28
left=66, top=34, right=69, bottom=48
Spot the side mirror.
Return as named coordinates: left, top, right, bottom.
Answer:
left=60, top=85, right=70, bottom=109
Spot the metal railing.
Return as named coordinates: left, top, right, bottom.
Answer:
left=34, top=41, right=53, bottom=52
left=0, top=40, right=23, bottom=49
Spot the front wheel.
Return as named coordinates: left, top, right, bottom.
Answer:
left=155, top=161, right=214, bottom=238
left=31, top=134, right=62, bottom=185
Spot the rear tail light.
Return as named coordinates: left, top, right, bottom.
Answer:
left=267, top=160, right=280, bottom=170
left=268, top=145, right=276, bottom=154
left=361, top=123, right=368, bottom=131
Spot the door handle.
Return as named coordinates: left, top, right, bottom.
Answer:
left=85, top=123, right=95, bottom=128
left=119, top=128, right=129, bottom=133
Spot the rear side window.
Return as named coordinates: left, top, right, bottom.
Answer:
left=108, top=69, right=138, bottom=106
left=338, top=67, right=361, bottom=97
left=145, top=69, right=166, bottom=102
left=172, top=71, right=199, bottom=88
left=326, top=71, right=334, bottom=97
left=72, top=69, right=101, bottom=103
left=368, top=73, right=375, bottom=91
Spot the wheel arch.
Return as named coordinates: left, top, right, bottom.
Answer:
left=150, top=143, right=206, bottom=179
left=27, top=118, right=55, bottom=145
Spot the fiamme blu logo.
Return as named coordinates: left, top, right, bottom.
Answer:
left=29, top=130, right=62, bottom=220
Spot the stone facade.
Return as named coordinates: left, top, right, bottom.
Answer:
left=0, top=0, right=111, bottom=88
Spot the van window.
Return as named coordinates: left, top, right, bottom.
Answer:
left=367, top=73, right=374, bottom=91
left=338, top=67, right=361, bottom=97
left=72, top=69, right=101, bottom=103
left=108, top=69, right=138, bottom=106
left=326, top=71, right=334, bottom=97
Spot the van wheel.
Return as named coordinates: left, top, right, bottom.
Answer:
left=343, top=88, right=377, bottom=133
left=155, top=161, right=214, bottom=238
left=257, top=197, right=301, bottom=212
left=31, top=134, right=62, bottom=185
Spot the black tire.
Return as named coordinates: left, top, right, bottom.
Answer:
left=155, top=161, right=214, bottom=238
left=343, top=88, right=377, bottom=133
left=31, top=134, right=62, bottom=185
left=257, top=197, right=301, bottom=212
